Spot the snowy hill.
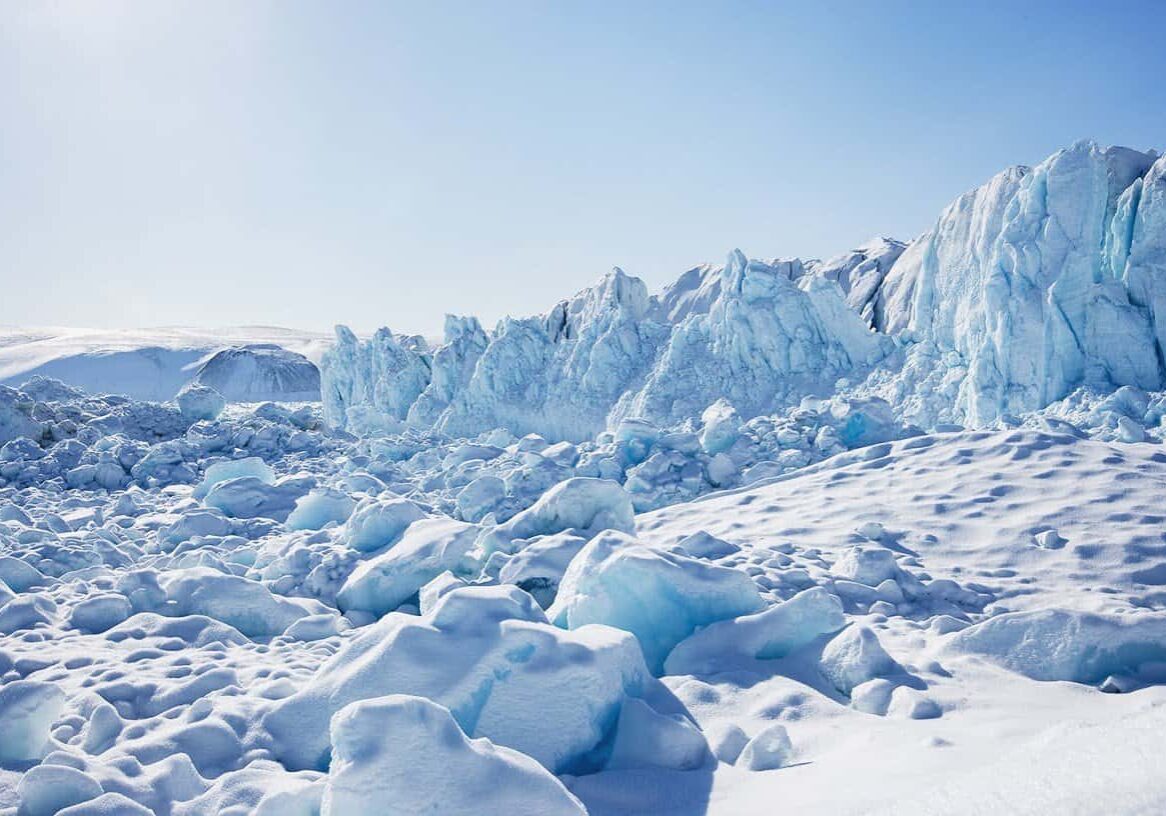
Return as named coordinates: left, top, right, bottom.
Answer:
left=0, top=326, right=330, bottom=402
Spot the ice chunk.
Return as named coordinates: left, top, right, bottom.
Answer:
left=819, top=625, right=903, bottom=694
left=605, top=697, right=709, bottom=771
left=664, top=587, right=845, bottom=675
left=672, top=530, right=741, bottom=560
left=549, top=535, right=765, bottom=673
left=265, top=584, right=649, bottom=772
left=737, top=723, right=793, bottom=771
left=202, top=474, right=313, bottom=522
left=831, top=545, right=900, bottom=587
left=946, top=608, right=1166, bottom=683
left=175, top=383, right=225, bottom=422
left=498, top=531, right=590, bottom=608
left=0, top=388, right=41, bottom=448
left=707, top=723, right=750, bottom=765
left=322, top=695, right=586, bottom=816
left=342, top=497, right=428, bottom=552
left=192, top=344, right=321, bottom=402
left=0, top=680, right=65, bottom=762
left=888, top=686, right=942, bottom=719
left=337, top=517, right=479, bottom=617
left=850, top=678, right=897, bottom=715
left=162, top=567, right=316, bottom=638
left=16, top=764, right=103, bottom=816
left=491, top=477, right=635, bottom=547
left=0, top=594, right=56, bottom=634
left=193, top=456, right=275, bottom=499
left=0, top=555, right=46, bottom=592
left=455, top=475, right=507, bottom=522
left=699, top=399, right=741, bottom=454
left=285, top=488, right=357, bottom=531
left=68, top=593, right=132, bottom=634
left=283, top=613, right=348, bottom=641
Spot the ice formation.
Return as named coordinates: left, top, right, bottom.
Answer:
left=3, top=142, right=1166, bottom=814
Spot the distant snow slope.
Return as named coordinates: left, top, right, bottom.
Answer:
left=0, top=326, right=330, bottom=401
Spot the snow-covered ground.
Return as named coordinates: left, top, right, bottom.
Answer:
left=3, top=140, right=1166, bottom=815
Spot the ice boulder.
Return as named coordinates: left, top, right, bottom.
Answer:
left=604, top=697, right=709, bottom=771
left=193, top=456, right=275, bottom=499
left=0, top=385, right=42, bottom=446
left=498, top=531, right=590, bottom=608
left=0, top=555, right=46, bottom=592
left=16, top=764, right=103, bottom=816
left=665, top=587, right=846, bottom=675
left=737, top=723, right=793, bottom=771
left=487, top=477, right=635, bottom=552
left=286, top=488, right=357, bottom=531
left=549, top=533, right=765, bottom=673
left=68, top=593, right=133, bottom=634
left=0, top=680, right=66, bottom=763
left=321, top=695, right=586, bottom=816
left=831, top=545, right=900, bottom=587
left=336, top=517, right=479, bottom=617
left=945, top=608, right=1166, bottom=683
left=265, top=584, right=649, bottom=773
left=342, top=497, right=428, bottom=552
left=455, top=475, right=507, bottom=522
left=819, top=625, right=904, bottom=694
left=202, top=474, right=313, bottom=522
left=162, top=567, right=317, bottom=638
left=673, top=530, right=741, bottom=560
left=175, top=383, right=225, bottom=422
left=699, top=399, right=741, bottom=454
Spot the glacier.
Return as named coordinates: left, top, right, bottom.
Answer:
left=321, top=140, right=1166, bottom=441
left=4, top=141, right=1166, bottom=816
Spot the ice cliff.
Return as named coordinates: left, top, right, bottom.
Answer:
left=322, top=141, right=1166, bottom=440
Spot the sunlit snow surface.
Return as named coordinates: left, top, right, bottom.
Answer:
left=4, top=141, right=1166, bottom=815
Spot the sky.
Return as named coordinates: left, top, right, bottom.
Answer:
left=1, top=1, right=1164, bottom=337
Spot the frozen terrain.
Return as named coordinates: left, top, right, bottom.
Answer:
left=3, top=141, right=1166, bottom=815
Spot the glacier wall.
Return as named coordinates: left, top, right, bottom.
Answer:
left=322, top=140, right=1166, bottom=440
left=881, top=141, right=1166, bottom=424
left=321, top=259, right=887, bottom=441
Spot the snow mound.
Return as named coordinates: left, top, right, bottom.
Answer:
left=321, top=694, right=586, bottom=816
left=946, top=608, right=1166, bottom=683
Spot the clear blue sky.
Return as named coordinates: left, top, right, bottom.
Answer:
left=2, top=1, right=1163, bottom=335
